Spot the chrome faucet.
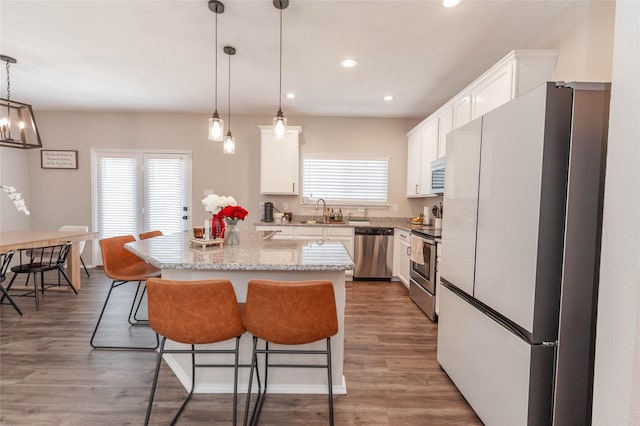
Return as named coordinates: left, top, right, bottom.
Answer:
left=314, top=198, right=327, bottom=223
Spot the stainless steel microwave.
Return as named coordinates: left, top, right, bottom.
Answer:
left=430, top=158, right=445, bottom=194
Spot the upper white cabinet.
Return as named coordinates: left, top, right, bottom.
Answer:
left=471, top=62, right=514, bottom=119
left=453, top=95, right=472, bottom=128
left=406, top=50, right=557, bottom=197
left=406, top=131, right=422, bottom=196
left=438, top=106, right=454, bottom=159
left=259, top=126, right=302, bottom=195
left=407, top=119, right=438, bottom=197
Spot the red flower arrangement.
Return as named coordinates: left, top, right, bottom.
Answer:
left=211, top=205, right=249, bottom=239
left=216, top=205, right=249, bottom=221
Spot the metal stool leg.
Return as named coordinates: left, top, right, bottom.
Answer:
left=90, top=280, right=159, bottom=351
left=144, top=336, right=166, bottom=425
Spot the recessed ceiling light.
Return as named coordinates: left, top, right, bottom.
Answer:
left=339, top=58, right=358, bottom=68
left=383, top=95, right=394, bottom=101
left=286, top=93, right=296, bottom=99
left=443, top=0, right=461, bottom=7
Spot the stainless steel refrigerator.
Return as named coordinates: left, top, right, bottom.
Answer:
left=437, top=82, right=610, bottom=425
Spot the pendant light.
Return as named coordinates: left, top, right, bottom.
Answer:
left=0, top=55, right=42, bottom=149
left=272, top=0, right=289, bottom=140
left=223, top=46, right=236, bottom=155
left=207, top=0, right=224, bottom=141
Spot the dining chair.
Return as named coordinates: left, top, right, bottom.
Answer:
left=3, top=243, right=77, bottom=310
left=59, top=225, right=91, bottom=277
left=243, top=279, right=339, bottom=426
left=144, top=278, right=246, bottom=425
left=90, top=235, right=160, bottom=350
left=139, top=230, right=163, bottom=240
left=0, top=252, right=22, bottom=315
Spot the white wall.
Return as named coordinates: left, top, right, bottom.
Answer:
left=527, top=0, right=615, bottom=83
left=27, top=112, right=417, bottom=261
left=592, top=1, right=640, bottom=424
left=0, top=147, right=31, bottom=232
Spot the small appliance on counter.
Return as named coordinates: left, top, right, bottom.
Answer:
left=263, top=202, right=274, bottom=222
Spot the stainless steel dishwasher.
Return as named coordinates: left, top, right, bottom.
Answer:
left=353, top=227, right=394, bottom=280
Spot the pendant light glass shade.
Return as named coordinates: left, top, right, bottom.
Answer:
left=208, top=1, right=224, bottom=142
left=223, top=131, right=235, bottom=154
left=272, top=0, right=288, bottom=140
left=273, top=110, right=287, bottom=140
left=208, top=113, right=223, bottom=141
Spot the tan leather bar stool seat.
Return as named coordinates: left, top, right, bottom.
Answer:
left=90, top=235, right=160, bottom=350
left=243, top=279, right=338, bottom=426
left=144, top=278, right=246, bottom=426
left=138, top=230, right=163, bottom=240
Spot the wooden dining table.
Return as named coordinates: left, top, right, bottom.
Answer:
left=0, top=230, right=99, bottom=289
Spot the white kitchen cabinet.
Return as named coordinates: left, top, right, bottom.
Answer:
left=259, top=125, right=301, bottom=195
left=453, top=95, right=472, bottom=128
left=438, top=107, right=454, bottom=158
left=393, top=228, right=411, bottom=288
left=471, top=50, right=559, bottom=120
left=406, top=131, right=422, bottom=197
left=254, top=225, right=295, bottom=239
left=471, top=61, right=514, bottom=119
left=406, top=119, right=438, bottom=198
left=406, top=50, right=557, bottom=198
left=326, top=227, right=355, bottom=262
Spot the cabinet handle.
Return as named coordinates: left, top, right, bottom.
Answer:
left=292, top=182, right=295, bottom=192
left=415, top=184, right=419, bottom=194
left=407, top=246, right=411, bottom=256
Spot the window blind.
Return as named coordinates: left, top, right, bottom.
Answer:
left=302, top=157, right=389, bottom=205
left=143, top=155, right=186, bottom=235
left=97, top=156, right=138, bottom=239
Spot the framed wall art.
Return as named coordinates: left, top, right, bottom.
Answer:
left=41, top=150, right=78, bottom=169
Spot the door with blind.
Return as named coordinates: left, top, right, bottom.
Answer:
left=92, top=150, right=192, bottom=264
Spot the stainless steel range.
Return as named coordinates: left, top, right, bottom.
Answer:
left=409, top=228, right=439, bottom=321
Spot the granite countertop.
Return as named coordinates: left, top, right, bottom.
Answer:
left=126, top=231, right=355, bottom=271
left=254, top=216, right=440, bottom=235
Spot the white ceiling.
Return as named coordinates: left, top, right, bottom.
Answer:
left=0, top=0, right=582, bottom=119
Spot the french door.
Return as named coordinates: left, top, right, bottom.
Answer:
left=91, top=150, right=192, bottom=264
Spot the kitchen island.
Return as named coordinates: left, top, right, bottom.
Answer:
left=126, top=231, right=354, bottom=395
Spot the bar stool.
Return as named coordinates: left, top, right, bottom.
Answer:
left=139, top=230, right=163, bottom=240
left=243, top=279, right=339, bottom=426
left=90, top=235, right=160, bottom=350
left=0, top=252, right=22, bottom=315
left=144, top=278, right=246, bottom=425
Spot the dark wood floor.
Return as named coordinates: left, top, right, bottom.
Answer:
left=0, top=269, right=481, bottom=425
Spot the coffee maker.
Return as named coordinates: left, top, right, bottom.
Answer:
left=264, top=202, right=274, bottom=222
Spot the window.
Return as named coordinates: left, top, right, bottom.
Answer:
left=302, top=156, right=389, bottom=205
left=92, top=150, right=192, bottom=263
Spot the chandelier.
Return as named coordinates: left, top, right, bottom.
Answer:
left=0, top=55, right=42, bottom=149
